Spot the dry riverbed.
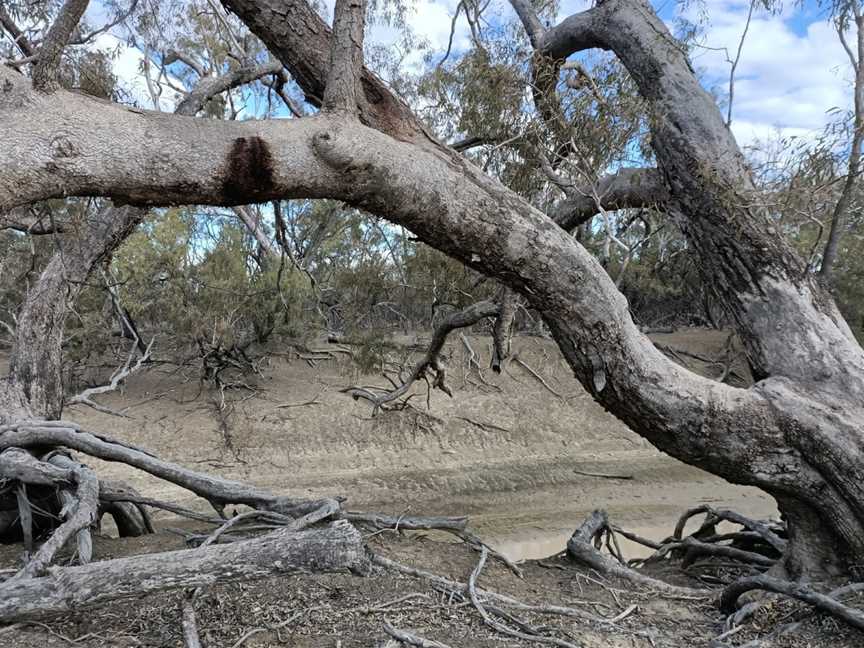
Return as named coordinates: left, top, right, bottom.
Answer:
left=2, top=330, right=856, bottom=646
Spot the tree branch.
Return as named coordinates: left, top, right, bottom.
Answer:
left=163, top=49, right=206, bottom=78
left=221, top=0, right=432, bottom=142
left=0, top=422, right=330, bottom=514
left=344, top=300, right=499, bottom=412
left=720, top=575, right=864, bottom=630
left=535, top=5, right=606, bottom=61
left=0, top=5, right=36, bottom=58
left=821, top=11, right=864, bottom=281
left=0, top=61, right=812, bottom=495
left=31, top=0, right=91, bottom=91
left=0, top=520, right=367, bottom=623
left=66, top=338, right=154, bottom=417
left=548, top=168, right=668, bottom=231
left=507, top=0, right=545, bottom=47
left=323, top=0, right=367, bottom=113
left=175, top=60, right=284, bottom=116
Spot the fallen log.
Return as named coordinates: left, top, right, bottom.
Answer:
left=0, top=520, right=368, bottom=623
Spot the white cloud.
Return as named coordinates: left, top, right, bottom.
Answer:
left=366, top=0, right=471, bottom=56
left=682, top=0, right=854, bottom=146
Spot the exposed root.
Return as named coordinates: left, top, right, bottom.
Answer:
left=14, top=453, right=98, bottom=579
left=347, top=510, right=522, bottom=576
left=0, top=421, right=332, bottom=515
left=720, top=575, right=864, bottom=631
left=468, top=547, right=580, bottom=648
left=567, top=510, right=713, bottom=599
left=673, top=505, right=786, bottom=554
left=97, top=480, right=155, bottom=536
left=371, top=553, right=611, bottom=624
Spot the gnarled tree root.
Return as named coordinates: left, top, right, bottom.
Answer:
left=720, top=575, right=864, bottom=631
left=567, top=510, right=713, bottom=599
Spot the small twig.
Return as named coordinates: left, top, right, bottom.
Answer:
left=513, top=355, right=563, bottom=399
left=383, top=622, right=454, bottom=648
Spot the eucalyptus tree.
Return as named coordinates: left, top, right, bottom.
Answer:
left=1, top=0, right=864, bottom=615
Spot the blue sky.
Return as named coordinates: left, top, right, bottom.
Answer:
left=85, top=0, right=856, bottom=149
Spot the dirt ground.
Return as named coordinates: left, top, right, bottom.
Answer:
left=0, top=329, right=858, bottom=646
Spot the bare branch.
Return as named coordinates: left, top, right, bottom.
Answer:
left=221, top=0, right=430, bottom=142
left=175, top=60, right=284, bottom=116
left=343, top=300, right=499, bottom=412
left=66, top=338, right=154, bottom=417
left=0, top=422, right=332, bottom=514
left=508, top=0, right=545, bottom=47
left=0, top=5, right=36, bottom=58
left=163, top=49, right=206, bottom=77
left=726, top=0, right=756, bottom=126
left=233, top=205, right=275, bottom=256
left=821, top=11, right=864, bottom=280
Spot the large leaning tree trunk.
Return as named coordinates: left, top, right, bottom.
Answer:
left=1, top=0, right=863, bottom=584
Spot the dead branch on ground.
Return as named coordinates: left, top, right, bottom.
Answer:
left=0, top=520, right=367, bottom=623
left=382, top=622, right=455, bottom=648
left=468, top=546, right=580, bottom=648
left=343, top=301, right=500, bottom=414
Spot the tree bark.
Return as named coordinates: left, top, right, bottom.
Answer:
left=0, top=520, right=367, bottom=623
left=536, top=0, right=860, bottom=383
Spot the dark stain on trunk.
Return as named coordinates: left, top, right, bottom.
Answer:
left=222, top=136, right=275, bottom=203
